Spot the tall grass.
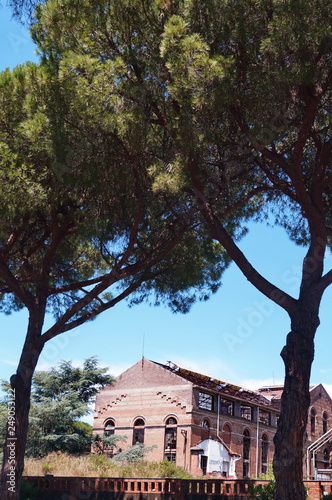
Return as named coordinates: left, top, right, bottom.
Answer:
left=23, top=453, right=193, bottom=479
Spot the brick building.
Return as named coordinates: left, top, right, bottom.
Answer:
left=92, top=359, right=332, bottom=478
left=258, top=383, right=332, bottom=478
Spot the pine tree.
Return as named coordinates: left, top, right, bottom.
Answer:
left=28, top=1, right=332, bottom=498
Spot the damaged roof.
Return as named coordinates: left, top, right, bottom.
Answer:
left=153, top=360, right=280, bottom=411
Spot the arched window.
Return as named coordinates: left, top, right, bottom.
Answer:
left=133, top=418, right=145, bottom=444
left=323, top=412, right=328, bottom=435
left=101, top=419, right=116, bottom=454
left=104, top=419, right=115, bottom=436
left=261, top=434, right=269, bottom=474
left=166, top=416, right=177, bottom=425
left=164, top=416, right=177, bottom=462
left=222, top=423, right=231, bottom=447
left=201, top=419, right=210, bottom=440
left=243, top=429, right=250, bottom=477
left=310, top=408, right=316, bottom=435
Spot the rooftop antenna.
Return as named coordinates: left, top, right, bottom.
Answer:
left=141, top=333, right=145, bottom=369
left=273, top=371, right=275, bottom=385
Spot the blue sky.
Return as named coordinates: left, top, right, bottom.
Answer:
left=1, top=4, right=332, bottom=413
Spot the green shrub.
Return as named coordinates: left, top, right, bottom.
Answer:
left=89, top=452, right=111, bottom=468
left=158, top=459, right=192, bottom=479
left=250, top=480, right=276, bottom=500
left=19, top=479, right=42, bottom=500
left=113, top=443, right=157, bottom=463
left=41, top=462, right=52, bottom=476
left=251, top=481, right=309, bottom=500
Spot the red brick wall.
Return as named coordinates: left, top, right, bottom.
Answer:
left=93, top=359, right=194, bottom=466
left=93, top=360, right=332, bottom=480
left=23, top=476, right=332, bottom=500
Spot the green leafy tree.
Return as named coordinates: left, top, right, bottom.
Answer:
left=26, top=399, right=91, bottom=457
left=0, top=403, right=7, bottom=466
left=0, top=359, right=111, bottom=460
left=0, top=24, right=228, bottom=500
left=29, top=1, right=332, bottom=499
left=26, top=358, right=111, bottom=457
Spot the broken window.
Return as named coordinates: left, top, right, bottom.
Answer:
left=323, top=411, right=329, bottom=435
left=101, top=419, right=116, bottom=454
left=133, top=418, right=145, bottom=444
left=201, top=455, right=208, bottom=475
left=164, top=416, right=177, bottom=462
left=243, top=429, right=250, bottom=477
left=241, top=405, right=253, bottom=421
left=261, top=434, right=269, bottom=474
left=259, top=410, right=271, bottom=426
left=324, top=448, right=329, bottom=469
left=201, top=419, right=210, bottom=440
left=220, top=398, right=233, bottom=416
left=104, top=419, right=115, bottom=436
left=310, top=408, right=316, bottom=435
left=198, top=392, right=213, bottom=411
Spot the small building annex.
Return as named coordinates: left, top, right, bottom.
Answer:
left=93, top=359, right=284, bottom=477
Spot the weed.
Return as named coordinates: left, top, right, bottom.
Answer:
left=24, top=452, right=193, bottom=479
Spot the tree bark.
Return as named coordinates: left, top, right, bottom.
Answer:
left=273, top=300, right=319, bottom=500
left=0, top=312, right=44, bottom=500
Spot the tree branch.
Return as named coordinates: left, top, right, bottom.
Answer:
left=0, top=256, right=35, bottom=310
left=316, top=268, right=332, bottom=296
left=48, top=275, right=105, bottom=295
left=190, top=185, right=297, bottom=315
left=41, top=276, right=146, bottom=342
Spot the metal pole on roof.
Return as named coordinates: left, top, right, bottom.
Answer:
left=217, top=393, right=220, bottom=438
left=256, top=407, right=259, bottom=478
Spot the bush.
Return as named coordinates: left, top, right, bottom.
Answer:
left=158, top=459, right=192, bottom=479
left=250, top=480, right=276, bottom=500
left=113, top=443, right=157, bottom=463
left=251, top=481, right=309, bottom=500
left=19, top=479, right=42, bottom=500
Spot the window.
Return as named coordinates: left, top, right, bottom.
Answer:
left=261, top=434, right=269, bottom=474
left=324, top=448, right=329, bottom=469
left=101, top=419, right=116, bottom=454
left=220, top=398, right=233, bottom=416
left=259, top=410, right=271, bottom=426
left=166, top=416, right=177, bottom=425
left=133, top=418, right=145, bottom=444
left=104, top=419, right=115, bottom=436
left=201, top=419, right=210, bottom=440
left=241, top=405, right=253, bottom=421
left=310, top=408, right=316, bottom=435
left=243, top=430, right=250, bottom=477
left=222, top=423, right=231, bottom=447
left=323, top=412, right=328, bottom=435
left=198, top=392, right=213, bottom=411
left=164, top=416, right=177, bottom=462
left=201, top=455, right=208, bottom=475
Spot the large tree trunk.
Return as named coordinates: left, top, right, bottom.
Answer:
left=0, top=312, right=44, bottom=500
left=273, top=302, right=318, bottom=500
